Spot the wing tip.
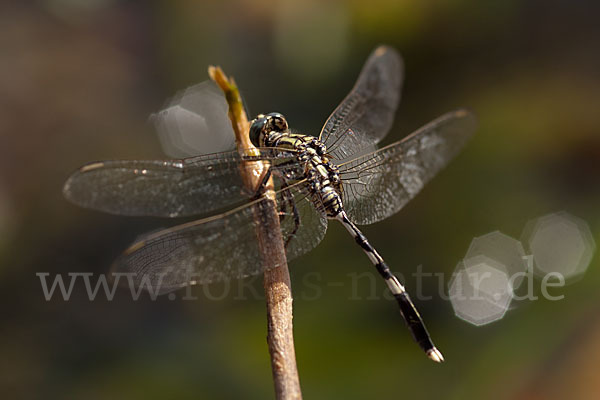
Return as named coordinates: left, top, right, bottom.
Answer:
left=62, top=176, right=72, bottom=198
left=443, top=108, right=478, bottom=139
left=62, top=161, right=104, bottom=204
left=79, top=161, right=106, bottom=173
left=373, top=44, right=398, bottom=57
left=62, top=170, right=82, bottom=204
left=454, top=108, right=478, bottom=133
left=372, top=44, right=403, bottom=66
left=453, top=107, right=476, bottom=119
left=63, top=161, right=106, bottom=198
left=374, top=45, right=389, bottom=57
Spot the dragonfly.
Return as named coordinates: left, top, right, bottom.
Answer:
left=63, top=46, right=476, bottom=362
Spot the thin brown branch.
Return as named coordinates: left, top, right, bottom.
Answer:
left=209, top=66, right=302, bottom=400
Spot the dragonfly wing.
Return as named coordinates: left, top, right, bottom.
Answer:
left=111, top=182, right=327, bottom=294
left=319, top=46, right=403, bottom=163
left=338, top=110, right=477, bottom=225
left=63, top=149, right=302, bottom=218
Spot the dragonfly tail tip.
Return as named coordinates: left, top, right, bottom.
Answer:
left=427, top=348, right=445, bottom=363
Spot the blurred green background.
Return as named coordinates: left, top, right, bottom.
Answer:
left=1, top=0, right=599, bottom=399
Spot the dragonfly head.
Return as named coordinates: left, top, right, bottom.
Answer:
left=249, top=113, right=289, bottom=147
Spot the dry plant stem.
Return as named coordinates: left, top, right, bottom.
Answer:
left=209, top=66, right=302, bottom=400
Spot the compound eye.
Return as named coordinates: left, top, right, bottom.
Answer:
left=266, top=112, right=289, bottom=132
left=249, top=115, right=268, bottom=147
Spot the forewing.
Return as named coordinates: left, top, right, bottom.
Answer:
left=338, top=110, right=477, bottom=225
left=111, top=182, right=327, bottom=294
left=63, top=149, right=301, bottom=218
left=319, top=46, right=403, bottom=162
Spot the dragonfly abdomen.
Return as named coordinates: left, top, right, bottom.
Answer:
left=336, top=210, right=443, bottom=362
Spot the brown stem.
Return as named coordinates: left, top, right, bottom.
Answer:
left=209, top=66, right=302, bottom=400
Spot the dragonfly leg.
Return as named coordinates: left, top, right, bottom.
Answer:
left=335, top=210, right=444, bottom=363
left=251, top=166, right=300, bottom=249
left=278, top=191, right=289, bottom=222
left=251, top=161, right=299, bottom=197
left=278, top=178, right=301, bottom=249
left=251, top=166, right=273, bottom=198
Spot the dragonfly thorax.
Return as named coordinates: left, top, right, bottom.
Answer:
left=250, top=113, right=344, bottom=218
